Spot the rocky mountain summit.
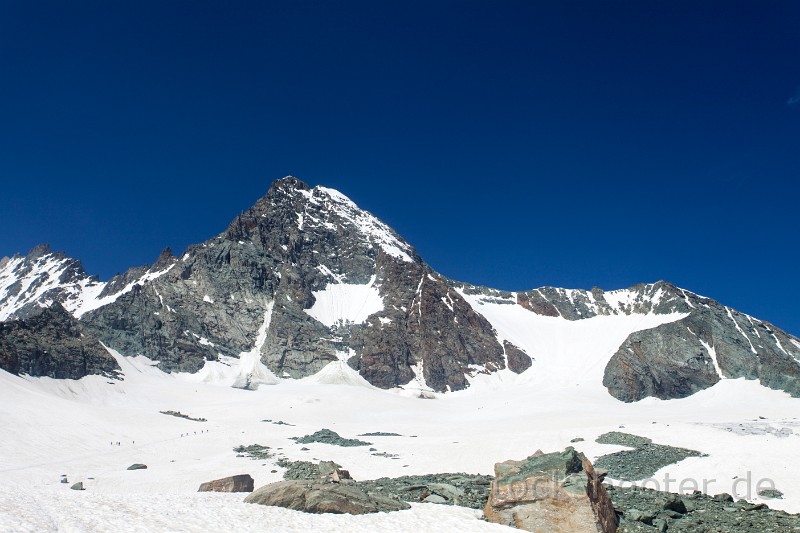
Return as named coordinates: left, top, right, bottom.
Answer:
left=1, top=176, right=799, bottom=401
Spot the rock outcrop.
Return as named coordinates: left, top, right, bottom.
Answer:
left=244, top=480, right=410, bottom=514
left=603, top=288, right=800, bottom=402
left=198, top=474, right=254, bottom=492
left=0, top=304, right=119, bottom=379
left=484, top=448, right=617, bottom=533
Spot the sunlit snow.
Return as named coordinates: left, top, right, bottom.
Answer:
left=305, top=276, right=384, bottom=328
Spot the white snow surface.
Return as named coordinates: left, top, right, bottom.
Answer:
left=305, top=276, right=384, bottom=328
left=2, top=328, right=800, bottom=532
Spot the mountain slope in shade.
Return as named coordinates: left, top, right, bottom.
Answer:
left=1, top=176, right=798, bottom=402
left=0, top=303, right=119, bottom=380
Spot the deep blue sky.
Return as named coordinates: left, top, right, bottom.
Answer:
left=1, top=1, right=799, bottom=334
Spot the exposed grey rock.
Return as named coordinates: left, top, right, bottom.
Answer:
left=244, top=480, right=410, bottom=514
left=503, top=340, right=532, bottom=374
left=268, top=459, right=800, bottom=531
left=292, top=429, right=371, bottom=447
left=160, top=410, right=206, bottom=422
left=234, top=444, right=273, bottom=460
left=0, top=304, right=120, bottom=380
left=198, top=474, right=254, bottom=492
left=127, top=464, right=147, bottom=470
left=277, top=459, right=321, bottom=480
left=758, top=488, right=784, bottom=499
left=604, top=297, right=800, bottom=401
left=594, top=432, right=705, bottom=481
left=78, top=177, right=508, bottom=392
left=70, top=482, right=84, bottom=491
left=612, top=485, right=800, bottom=532
left=358, top=472, right=493, bottom=509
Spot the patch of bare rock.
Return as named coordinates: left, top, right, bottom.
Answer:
left=484, top=447, right=617, bottom=532
left=244, top=462, right=409, bottom=514
left=198, top=474, right=254, bottom=493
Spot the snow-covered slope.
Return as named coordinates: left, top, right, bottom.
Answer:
left=1, top=346, right=799, bottom=532
left=454, top=287, right=689, bottom=393
left=0, top=247, right=105, bottom=321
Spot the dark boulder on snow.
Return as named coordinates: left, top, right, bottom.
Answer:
left=198, top=474, right=254, bottom=493
left=292, top=428, right=371, bottom=447
left=127, top=463, right=148, bottom=470
left=244, top=479, right=410, bottom=514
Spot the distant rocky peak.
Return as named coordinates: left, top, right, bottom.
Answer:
left=226, top=177, right=418, bottom=266
left=269, top=175, right=310, bottom=193
left=0, top=249, right=100, bottom=322
left=26, top=243, right=52, bottom=259
left=152, top=247, right=177, bottom=272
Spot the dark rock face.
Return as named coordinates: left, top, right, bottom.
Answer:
left=79, top=177, right=508, bottom=392
left=198, top=474, right=254, bottom=493
left=603, top=319, right=722, bottom=402
left=504, top=341, right=532, bottom=374
left=0, top=304, right=119, bottom=380
left=603, top=291, right=800, bottom=402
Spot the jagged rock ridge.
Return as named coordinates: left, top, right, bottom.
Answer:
left=1, top=176, right=798, bottom=401
left=67, top=177, right=507, bottom=391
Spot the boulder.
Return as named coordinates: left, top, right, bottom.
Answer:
left=244, top=480, right=410, bottom=514
left=70, top=482, right=84, bottom=491
left=198, top=474, right=254, bottom=493
left=484, top=447, right=617, bottom=533
left=127, top=463, right=148, bottom=470
left=318, top=461, right=352, bottom=483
